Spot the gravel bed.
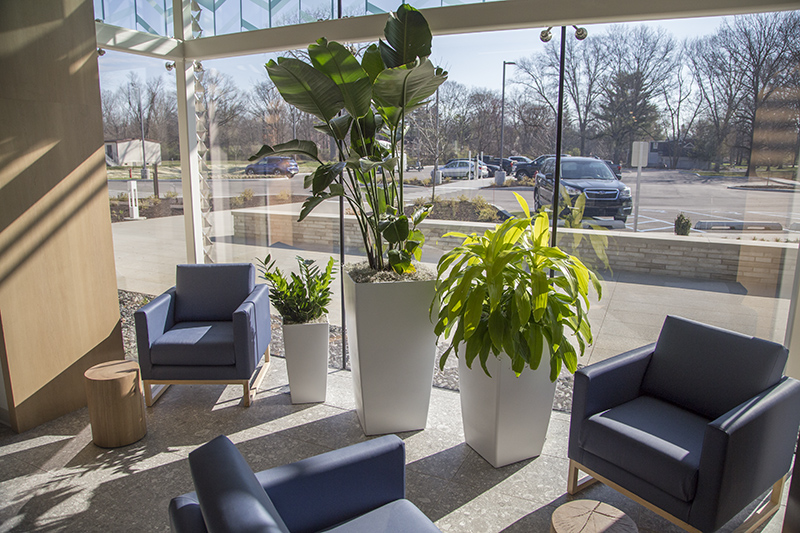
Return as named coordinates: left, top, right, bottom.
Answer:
left=119, top=289, right=573, bottom=413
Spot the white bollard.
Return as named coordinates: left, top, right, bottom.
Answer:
left=128, top=180, right=141, bottom=220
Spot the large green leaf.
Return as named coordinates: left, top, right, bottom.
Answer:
left=309, top=38, right=372, bottom=119
left=373, top=59, right=447, bottom=128
left=309, top=162, right=345, bottom=196
left=249, top=139, right=320, bottom=162
left=361, top=44, right=384, bottom=83
left=266, top=57, right=344, bottom=123
left=351, top=113, right=382, bottom=158
left=314, top=114, right=353, bottom=140
left=463, top=285, right=486, bottom=339
left=379, top=215, right=409, bottom=244
left=379, top=3, right=432, bottom=68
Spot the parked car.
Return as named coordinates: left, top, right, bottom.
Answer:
left=481, top=156, right=514, bottom=174
left=514, top=154, right=567, bottom=180
left=483, top=162, right=501, bottom=177
left=604, top=160, right=622, bottom=179
left=433, top=159, right=489, bottom=179
left=245, top=156, right=299, bottom=177
left=534, top=156, right=632, bottom=222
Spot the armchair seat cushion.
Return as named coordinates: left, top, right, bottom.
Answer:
left=582, top=395, right=709, bottom=502
left=324, top=499, right=440, bottom=533
left=151, top=322, right=236, bottom=366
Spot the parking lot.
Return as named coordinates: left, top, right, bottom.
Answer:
left=107, top=168, right=800, bottom=236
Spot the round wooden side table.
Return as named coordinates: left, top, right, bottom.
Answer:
left=551, top=499, right=638, bottom=533
left=84, top=360, right=147, bottom=448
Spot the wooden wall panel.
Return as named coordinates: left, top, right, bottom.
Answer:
left=0, top=0, right=125, bottom=432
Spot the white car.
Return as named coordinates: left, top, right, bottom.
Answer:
left=432, top=160, right=489, bottom=179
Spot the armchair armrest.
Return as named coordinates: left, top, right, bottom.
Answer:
left=691, top=376, right=800, bottom=532
left=569, top=343, right=654, bottom=461
left=233, top=284, right=271, bottom=377
left=134, top=287, right=176, bottom=376
left=255, top=435, right=406, bottom=533
left=168, top=493, right=208, bottom=533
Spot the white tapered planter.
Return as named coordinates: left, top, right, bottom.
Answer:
left=344, top=272, right=436, bottom=435
left=283, top=320, right=329, bottom=404
left=458, top=345, right=557, bottom=468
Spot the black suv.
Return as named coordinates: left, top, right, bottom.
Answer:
left=245, top=156, right=299, bottom=177
left=534, top=156, right=632, bottom=222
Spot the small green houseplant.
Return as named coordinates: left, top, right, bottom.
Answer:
left=257, top=255, right=336, bottom=404
left=249, top=3, right=447, bottom=275
left=257, top=254, right=335, bottom=324
left=432, top=193, right=602, bottom=467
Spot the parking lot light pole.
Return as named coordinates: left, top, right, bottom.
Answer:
left=500, top=61, right=515, bottom=170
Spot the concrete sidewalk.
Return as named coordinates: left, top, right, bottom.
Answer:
left=112, top=212, right=791, bottom=367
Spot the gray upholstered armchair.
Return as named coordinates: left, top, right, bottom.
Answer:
left=135, top=263, right=271, bottom=407
left=569, top=315, right=800, bottom=533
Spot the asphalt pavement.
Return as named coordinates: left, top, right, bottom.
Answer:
left=108, top=167, right=800, bottom=236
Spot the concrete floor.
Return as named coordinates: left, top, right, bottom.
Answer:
left=0, top=356, right=790, bottom=532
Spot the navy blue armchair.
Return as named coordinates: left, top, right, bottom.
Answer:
left=169, top=434, right=441, bottom=533
left=135, top=263, right=271, bottom=407
left=568, top=315, right=800, bottom=533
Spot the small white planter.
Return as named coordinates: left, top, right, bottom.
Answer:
left=283, top=320, right=329, bottom=404
left=458, top=346, right=557, bottom=468
left=344, top=272, right=437, bottom=435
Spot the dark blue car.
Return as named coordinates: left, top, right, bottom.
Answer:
left=245, top=156, right=299, bottom=177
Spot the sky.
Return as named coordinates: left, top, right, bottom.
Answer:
left=98, top=14, right=730, bottom=95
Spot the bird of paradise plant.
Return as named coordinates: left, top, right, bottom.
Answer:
left=249, top=4, right=447, bottom=274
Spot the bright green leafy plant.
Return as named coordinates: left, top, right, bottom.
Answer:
left=433, top=193, right=602, bottom=381
left=249, top=4, right=447, bottom=274
left=257, top=255, right=336, bottom=324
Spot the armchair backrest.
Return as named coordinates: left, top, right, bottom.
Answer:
left=641, top=315, right=788, bottom=419
left=175, top=263, right=255, bottom=322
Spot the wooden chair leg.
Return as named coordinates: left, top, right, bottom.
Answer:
left=242, top=347, right=272, bottom=407
left=732, top=476, right=785, bottom=533
left=143, top=381, right=170, bottom=407
left=242, top=381, right=252, bottom=407
left=568, top=459, right=599, bottom=495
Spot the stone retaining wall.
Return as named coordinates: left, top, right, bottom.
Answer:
left=232, top=207, right=797, bottom=297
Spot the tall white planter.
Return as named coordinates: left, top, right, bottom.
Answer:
left=283, top=320, right=329, bottom=404
left=458, top=346, right=557, bottom=468
left=344, top=272, right=436, bottom=435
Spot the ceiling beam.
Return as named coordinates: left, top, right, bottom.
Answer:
left=95, top=22, right=182, bottom=59
left=99, top=0, right=800, bottom=61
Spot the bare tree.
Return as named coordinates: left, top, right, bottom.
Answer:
left=687, top=33, right=746, bottom=171
left=535, top=34, right=609, bottom=155
left=718, top=12, right=800, bottom=176
left=660, top=43, right=702, bottom=169
left=507, top=91, right=556, bottom=157
left=594, top=25, right=674, bottom=164
left=514, top=53, right=558, bottom=120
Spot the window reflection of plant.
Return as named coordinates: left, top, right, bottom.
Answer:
left=536, top=188, right=611, bottom=274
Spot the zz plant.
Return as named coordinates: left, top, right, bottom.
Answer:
left=249, top=4, right=447, bottom=274
left=258, top=255, right=336, bottom=324
left=433, top=193, right=602, bottom=381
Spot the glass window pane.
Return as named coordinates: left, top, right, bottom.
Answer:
left=98, top=52, right=186, bottom=359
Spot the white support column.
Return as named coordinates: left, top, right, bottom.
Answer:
left=174, top=0, right=203, bottom=264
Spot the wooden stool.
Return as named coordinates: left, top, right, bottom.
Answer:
left=84, top=360, right=147, bottom=448
left=551, top=500, right=638, bottom=533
